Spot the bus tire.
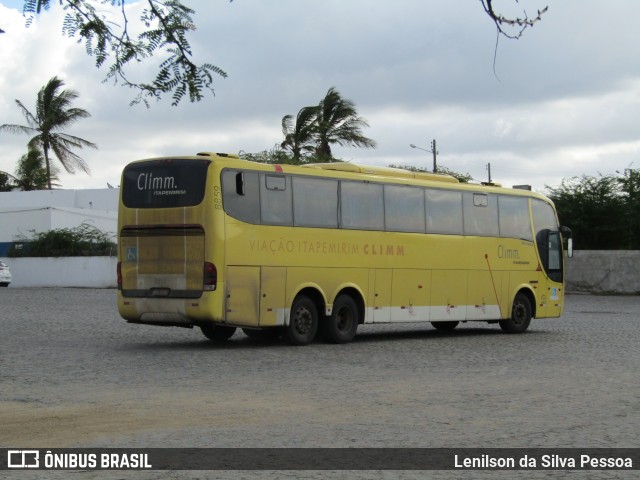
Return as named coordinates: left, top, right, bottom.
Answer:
left=283, top=295, right=318, bottom=346
left=200, top=324, right=236, bottom=342
left=323, top=294, right=359, bottom=344
left=500, top=292, right=532, bottom=333
left=431, top=321, right=459, bottom=331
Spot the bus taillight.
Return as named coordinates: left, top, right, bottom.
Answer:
left=204, top=262, right=217, bottom=291
left=117, top=261, right=122, bottom=290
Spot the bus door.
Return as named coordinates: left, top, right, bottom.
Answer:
left=535, top=229, right=565, bottom=318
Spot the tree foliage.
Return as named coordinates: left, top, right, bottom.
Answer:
left=9, top=222, right=116, bottom=257
left=546, top=170, right=640, bottom=250
left=14, top=148, right=59, bottom=190
left=17, top=0, right=229, bottom=106
left=315, top=87, right=377, bottom=161
left=281, top=87, right=376, bottom=163
left=0, top=171, right=16, bottom=191
left=281, top=107, right=318, bottom=163
left=388, top=164, right=474, bottom=183
left=239, top=145, right=298, bottom=165
left=0, top=76, right=96, bottom=189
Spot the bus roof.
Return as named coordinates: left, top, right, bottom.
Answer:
left=300, top=162, right=460, bottom=183
left=128, top=152, right=552, bottom=202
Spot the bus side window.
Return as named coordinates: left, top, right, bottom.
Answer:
left=260, top=174, right=292, bottom=225
left=384, top=184, right=425, bottom=233
left=222, top=170, right=260, bottom=224
left=498, top=195, right=533, bottom=241
left=532, top=199, right=558, bottom=233
left=463, top=192, right=499, bottom=237
left=292, top=177, right=338, bottom=228
left=425, top=189, right=463, bottom=235
left=340, top=181, right=384, bottom=230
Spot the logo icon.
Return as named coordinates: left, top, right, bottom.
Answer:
left=8, top=450, right=39, bottom=468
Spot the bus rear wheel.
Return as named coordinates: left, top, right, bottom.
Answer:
left=500, top=293, right=532, bottom=333
left=323, top=294, right=359, bottom=344
left=283, top=295, right=318, bottom=346
left=200, top=324, right=236, bottom=342
left=431, top=321, right=459, bottom=331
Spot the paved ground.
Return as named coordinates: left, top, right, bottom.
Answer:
left=0, top=288, right=638, bottom=479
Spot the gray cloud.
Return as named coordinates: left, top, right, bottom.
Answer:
left=1, top=0, right=640, bottom=192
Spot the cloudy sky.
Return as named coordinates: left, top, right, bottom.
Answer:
left=1, top=0, right=639, bottom=193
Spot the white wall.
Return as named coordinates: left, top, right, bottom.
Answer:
left=1, top=256, right=117, bottom=288
left=0, top=207, right=117, bottom=243
left=0, top=188, right=118, bottom=211
left=0, top=188, right=119, bottom=244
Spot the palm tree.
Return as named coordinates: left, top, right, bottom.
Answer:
left=281, top=105, right=318, bottom=164
left=314, top=87, right=377, bottom=161
left=14, top=148, right=58, bottom=191
left=0, top=76, right=97, bottom=189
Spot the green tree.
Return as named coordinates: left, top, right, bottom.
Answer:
left=617, top=168, right=640, bottom=249
left=14, top=148, right=58, bottom=190
left=546, top=174, right=628, bottom=250
left=314, top=87, right=377, bottom=161
left=9, top=222, right=116, bottom=257
left=0, top=76, right=97, bottom=189
left=0, top=171, right=16, bottom=191
left=281, top=106, right=318, bottom=163
left=239, top=145, right=295, bottom=165
left=281, top=87, right=376, bottom=163
left=388, top=164, right=473, bottom=183
left=12, top=0, right=229, bottom=106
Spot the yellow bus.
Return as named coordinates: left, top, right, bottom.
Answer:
left=117, top=152, right=572, bottom=345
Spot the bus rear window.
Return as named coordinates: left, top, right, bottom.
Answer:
left=122, top=159, right=210, bottom=208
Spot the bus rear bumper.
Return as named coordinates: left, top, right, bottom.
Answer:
left=117, top=290, right=224, bottom=325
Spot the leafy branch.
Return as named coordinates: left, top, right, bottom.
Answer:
left=21, top=0, right=229, bottom=106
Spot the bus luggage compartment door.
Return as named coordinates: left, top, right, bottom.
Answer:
left=259, top=267, right=286, bottom=327
left=225, top=266, right=260, bottom=326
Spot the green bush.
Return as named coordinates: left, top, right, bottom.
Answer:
left=8, top=223, right=116, bottom=257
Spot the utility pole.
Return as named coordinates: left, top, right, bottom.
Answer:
left=486, top=163, right=492, bottom=183
left=409, top=139, right=439, bottom=173
left=431, top=139, right=438, bottom=173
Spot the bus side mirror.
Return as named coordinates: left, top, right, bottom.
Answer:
left=560, top=226, right=573, bottom=258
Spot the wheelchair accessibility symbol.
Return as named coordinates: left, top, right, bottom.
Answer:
left=127, top=247, right=137, bottom=261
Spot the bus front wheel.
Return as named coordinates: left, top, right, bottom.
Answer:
left=200, top=324, right=236, bottom=342
left=283, top=295, right=318, bottom=346
left=500, top=293, right=532, bottom=333
left=323, top=294, right=359, bottom=343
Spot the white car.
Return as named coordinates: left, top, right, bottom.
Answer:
left=0, top=261, right=11, bottom=287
